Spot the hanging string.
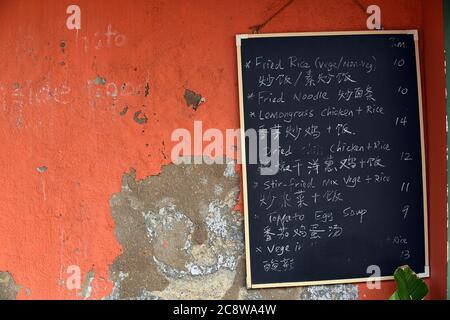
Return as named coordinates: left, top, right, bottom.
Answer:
left=249, top=0, right=295, bottom=34
left=354, top=0, right=367, bottom=14
left=249, top=0, right=378, bottom=34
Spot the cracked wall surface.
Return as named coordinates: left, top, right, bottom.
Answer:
left=108, top=159, right=358, bottom=300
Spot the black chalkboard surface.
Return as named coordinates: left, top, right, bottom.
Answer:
left=236, top=31, right=428, bottom=289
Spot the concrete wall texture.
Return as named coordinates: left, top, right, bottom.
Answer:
left=0, top=0, right=447, bottom=300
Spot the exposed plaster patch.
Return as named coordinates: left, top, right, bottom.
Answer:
left=184, top=89, right=206, bottom=110
left=108, top=271, right=129, bottom=300
left=94, top=75, right=106, bottom=85
left=37, top=166, right=48, bottom=173
left=223, top=158, right=236, bottom=177
left=107, top=158, right=359, bottom=300
left=223, top=258, right=306, bottom=300
left=108, top=159, right=241, bottom=299
left=60, top=40, right=66, bottom=53
left=259, top=287, right=306, bottom=300
left=0, top=272, right=19, bottom=300
left=80, top=270, right=95, bottom=299
left=119, top=106, right=129, bottom=116
left=133, top=110, right=148, bottom=125
left=214, top=184, right=224, bottom=196
left=299, top=284, right=359, bottom=300
left=152, top=269, right=237, bottom=300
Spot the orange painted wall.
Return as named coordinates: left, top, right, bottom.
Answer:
left=0, top=0, right=446, bottom=299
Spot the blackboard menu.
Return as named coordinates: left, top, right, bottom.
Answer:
left=236, top=31, right=428, bottom=288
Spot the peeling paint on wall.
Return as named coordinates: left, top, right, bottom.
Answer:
left=60, top=40, right=66, bottom=53
left=80, top=269, right=95, bottom=299
left=107, top=158, right=358, bottom=300
left=36, top=166, right=48, bottom=173
left=1, top=0, right=442, bottom=301
left=299, top=284, right=358, bottom=300
left=0, top=272, right=19, bottom=300
left=184, top=89, right=205, bottom=110
left=94, top=75, right=106, bottom=86
left=119, top=106, right=129, bottom=116
left=108, top=158, right=241, bottom=299
left=133, top=110, right=148, bottom=125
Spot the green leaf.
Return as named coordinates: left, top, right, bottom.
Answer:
left=390, top=265, right=428, bottom=300
left=389, top=291, right=400, bottom=300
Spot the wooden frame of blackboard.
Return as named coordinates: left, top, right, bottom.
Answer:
left=236, top=30, right=429, bottom=289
